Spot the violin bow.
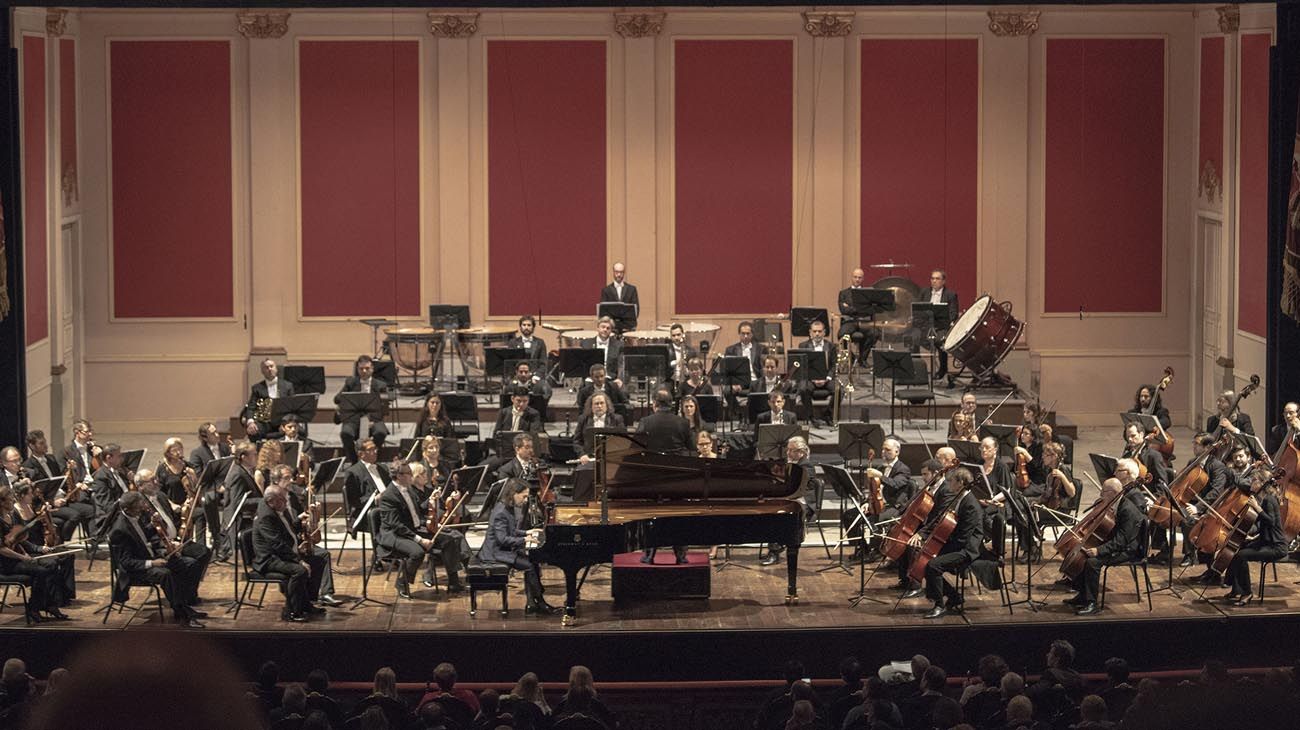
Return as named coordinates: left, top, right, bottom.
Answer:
left=912, top=426, right=934, bottom=460
left=977, top=389, right=1019, bottom=430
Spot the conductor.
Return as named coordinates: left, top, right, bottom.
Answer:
left=635, top=388, right=693, bottom=564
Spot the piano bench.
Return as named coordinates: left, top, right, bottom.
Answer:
left=465, top=559, right=511, bottom=617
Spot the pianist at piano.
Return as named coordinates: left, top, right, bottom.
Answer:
left=479, top=479, right=557, bottom=616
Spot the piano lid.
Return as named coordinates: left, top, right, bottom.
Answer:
left=600, top=433, right=800, bottom=501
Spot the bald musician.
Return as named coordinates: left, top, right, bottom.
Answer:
left=599, top=262, right=639, bottom=330
left=837, top=268, right=879, bottom=365
left=1064, top=460, right=1146, bottom=616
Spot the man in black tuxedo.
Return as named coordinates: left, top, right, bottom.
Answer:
left=334, top=355, right=390, bottom=464
left=923, top=269, right=959, bottom=380
left=478, top=480, right=556, bottom=614
left=23, top=431, right=93, bottom=541
left=343, top=438, right=391, bottom=525
left=494, top=387, right=544, bottom=437
left=576, top=364, right=629, bottom=415
left=136, top=468, right=212, bottom=604
left=376, top=461, right=466, bottom=597
left=62, top=419, right=97, bottom=485
left=837, top=268, right=879, bottom=365
left=575, top=392, right=626, bottom=462
left=187, top=422, right=231, bottom=552
left=217, top=441, right=262, bottom=560
left=796, top=320, right=837, bottom=425
left=583, top=316, right=624, bottom=372
left=751, top=355, right=793, bottom=397
left=1267, top=401, right=1299, bottom=455
left=506, top=315, right=548, bottom=362
left=854, top=438, right=914, bottom=557
left=252, top=484, right=329, bottom=622
left=907, top=466, right=984, bottom=619
left=635, top=389, right=693, bottom=564
left=504, top=361, right=552, bottom=401
left=108, top=491, right=207, bottom=628
left=723, top=321, right=763, bottom=417
left=90, top=444, right=130, bottom=538
left=598, top=261, right=639, bottom=330
left=1065, top=463, right=1146, bottom=616
left=667, top=323, right=697, bottom=383
left=22, top=430, right=62, bottom=482
left=498, top=433, right=542, bottom=483
left=241, top=358, right=295, bottom=441
left=754, top=391, right=798, bottom=430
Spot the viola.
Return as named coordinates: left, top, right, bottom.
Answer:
left=1043, top=468, right=1072, bottom=511
left=1014, top=443, right=1032, bottom=491
left=881, top=464, right=955, bottom=562
left=863, top=448, right=884, bottom=516
left=39, top=505, right=60, bottom=549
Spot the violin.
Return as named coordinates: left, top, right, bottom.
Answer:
left=430, top=473, right=470, bottom=542
left=881, top=463, right=956, bottom=562
left=1043, top=468, right=1073, bottom=511
left=61, top=460, right=87, bottom=504
left=1014, top=441, right=1032, bottom=491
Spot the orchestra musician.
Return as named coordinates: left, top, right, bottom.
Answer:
left=677, top=357, right=714, bottom=400
left=0, top=485, right=72, bottom=623
left=10, top=481, right=76, bottom=616
left=975, top=437, right=1014, bottom=558
left=1220, top=469, right=1285, bottom=606
left=1016, top=426, right=1045, bottom=487
left=898, top=447, right=959, bottom=594
left=217, top=441, right=262, bottom=561
left=796, top=320, right=837, bottom=426
left=583, top=316, right=624, bottom=372
left=495, top=387, right=544, bottom=440
left=761, top=436, right=816, bottom=567
left=156, top=438, right=197, bottom=506
left=696, top=430, right=719, bottom=459
left=270, top=465, right=341, bottom=606
left=276, top=417, right=316, bottom=459
left=853, top=438, right=914, bottom=559
left=1266, top=401, right=1299, bottom=454
left=575, top=393, right=626, bottom=464
left=948, top=392, right=980, bottom=439
left=598, top=262, right=639, bottom=330
left=678, top=395, right=714, bottom=439
left=253, top=440, right=284, bottom=495
left=478, top=479, right=557, bottom=615
left=1063, top=462, right=1146, bottom=616
left=90, top=444, right=130, bottom=539
left=1128, top=384, right=1172, bottom=431
left=505, top=361, right=553, bottom=402
left=1027, top=442, right=1078, bottom=529
left=252, top=484, right=330, bottom=622
left=499, top=433, right=542, bottom=483
left=136, top=468, right=213, bottom=603
left=109, top=491, right=206, bottom=628
left=750, top=355, right=792, bottom=397
left=905, top=466, right=983, bottom=619
left=577, top=364, right=629, bottom=416
left=754, top=391, right=798, bottom=430
left=837, top=268, right=880, bottom=365
left=1121, top=423, right=1170, bottom=485
left=335, top=355, right=390, bottom=464
left=723, top=322, right=763, bottom=415
left=241, top=358, right=295, bottom=441
left=415, top=392, right=458, bottom=440
left=667, top=323, right=696, bottom=385
left=1178, top=435, right=1237, bottom=577
left=188, top=422, right=230, bottom=551
left=342, top=439, right=391, bottom=523
left=417, top=436, right=453, bottom=487
left=506, top=314, right=548, bottom=362
left=0, top=447, right=28, bottom=488
left=22, top=433, right=94, bottom=541
left=923, top=270, right=959, bottom=381
left=63, top=419, right=98, bottom=485
left=376, top=460, right=466, bottom=598
left=1038, top=421, right=1074, bottom=465
left=636, top=389, right=693, bottom=564
left=1206, top=390, right=1256, bottom=439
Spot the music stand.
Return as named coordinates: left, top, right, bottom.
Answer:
left=280, top=440, right=302, bottom=468
left=486, top=348, right=528, bottom=380
left=441, top=392, right=477, bottom=424
left=398, top=438, right=423, bottom=462
left=310, top=456, right=345, bottom=549
left=335, top=393, right=383, bottom=427
left=873, top=349, right=915, bottom=434
left=1089, top=453, right=1120, bottom=484
left=623, top=346, right=672, bottom=380
left=428, top=305, right=470, bottom=329
left=949, top=439, right=983, bottom=467
left=980, top=424, right=1020, bottom=459
left=910, top=301, right=948, bottom=372
left=349, top=490, right=391, bottom=609
left=270, top=394, right=321, bottom=428
left=219, top=490, right=254, bottom=614
left=372, top=361, right=397, bottom=387
left=695, top=394, right=723, bottom=426
left=752, top=319, right=785, bottom=350
left=198, top=455, right=235, bottom=489
left=120, top=449, right=148, bottom=474
left=557, top=348, right=605, bottom=381
left=829, top=423, right=885, bottom=575
left=475, top=479, right=506, bottom=522
left=32, top=476, right=66, bottom=503
left=823, top=462, right=886, bottom=605
left=1120, top=412, right=1170, bottom=449
left=449, top=464, right=489, bottom=509
left=756, top=424, right=805, bottom=460
left=747, top=392, right=774, bottom=424
left=495, top=431, right=523, bottom=460
left=284, top=365, right=327, bottom=395
left=711, top=356, right=752, bottom=428
left=596, top=302, right=637, bottom=334
left=789, top=307, right=830, bottom=338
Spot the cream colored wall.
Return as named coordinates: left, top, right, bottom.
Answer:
left=27, top=5, right=1270, bottom=433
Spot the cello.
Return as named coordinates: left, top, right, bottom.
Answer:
left=1208, top=468, right=1285, bottom=574
left=1054, top=472, right=1150, bottom=578
left=1147, top=431, right=1233, bottom=529
left=882, top=463, right=956, bottom=562
left=861, top=448, right=884, bottom=516
left=906, top=485, right=968, bottom=584
left=1188, top=459, right=1274, bottom=556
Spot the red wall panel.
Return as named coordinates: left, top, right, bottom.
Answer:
left=60, top=38, right=77, bottom=208
left=110, top=40, right=232, bottom=318
left=23, top=36, right=47, bottom=345
left=488, top=40, right=606, bottom=317
left=1045, top=38, right=1165, bottom=313
left=675, top=39, right=792, bottom=314
left=860, top=39, right=979, bottom=300
left=299, top=40, right=420, bottom=318
left=1199, top=36, right=1224, bottom=200
left=1238, top=33, right=1270, bottom=337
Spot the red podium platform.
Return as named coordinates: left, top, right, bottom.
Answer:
left=611, top=551, right=711, bottom=601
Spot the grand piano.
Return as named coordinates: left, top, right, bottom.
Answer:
left=529, top=433, right=806, bottom=624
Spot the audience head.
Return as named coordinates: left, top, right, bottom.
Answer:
left=43, top=667, right=68, bottom=696
left=977, top=654, right=1009, bottom=686
left=1005, top=695, right=1033, bottom=723
left=931, top=697, right=963, bottom=729
left=373, top=666, right=398, bottom=699
left=306, top=669, right=329, bottom=695
left=922, top=665, right=947, bottom=693
left=282, top=683, right=307, bottom=715
left=418, top=702, right=446, bottom=726
left=911, top=655, right=931, bottom=679
left=479, top=688, right=500, bottom=715
left=433, top=662, right=458, bottom=691
left=1048, top=639, right=1075, bottom=669
left=1079, top=694, right=1107, bottom=722
left=359, top=705, right=389, bottom=730
left=787, top=699, right=815, bottom=728
left=1105, top=657, right=1130, bottom=685
left=513, top=671, right=545, bottom=704
left=839, top=656, right=863, bottom=684
left=568, top=665, right=597, bottom=697
left=1000, top=672, right=1025, bottom=699
left=303, top=711, right=332, bottom=730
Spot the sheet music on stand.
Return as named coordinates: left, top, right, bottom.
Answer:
left=312, top=457, right=345, bottom=489
left=199, top=455, right=236, bottom=488
left=121, top=449, right=148, bottom=474
left=756, top=424, right=808, bottom=460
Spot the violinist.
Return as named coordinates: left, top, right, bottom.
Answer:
left=1177, top=434, right=1233, bottom=574
left=417, top=436, right=452, bottom=488
left=270, top=465, right=341, bottom=606
left=905, top=467, right=983, bottom=619
left=0, top=447, right=28, bottom=488
left=1266, top=402, right=1299, bottom=455
left=1129, top=384, right=1172, bottom=431
left=109, top=491, right=206, bottom=628
left=252, top=484, right=328, bottom=622
left=948, top=392, right=979, bottom=439
left=1029, top=442, right=1078, bottom=527
left=90, top=444, right=130, bottom=539
left=413, top=461, right=471, bottom=582
left=23, top=433, right=94, bottom=541
left=62, top=419, right=98, bottom=485
left=1016, top=425, right=1045, bottom=487
left=217, top=441, right=262, bottom=561
left=1206, top=390, right=1255, bottom=438
left=576, top=393, right=626, bottom=464
left=976, top=437, right=1011, bottom=553
left=854, top=438, right=913, bottom=559
left=11, top=481, right=76, bottom=612
left=677, top=357, right=714, bottom=399
left=253, top=440, right=284, bottom=494
left=1063, top=461, right=1146, bottom=616
left=1220, top=470, right=1285, bottom=606
left=136, top=468, right=212, bottom=605
left=1037, top=422, right=1074, bottom=465
left=22, top=431, right=62, bottom=481
left=898, top=448, right=959, bottom=593
left=377, top=461, right=466, bottom=598
left=157, top=437, right=218, bottom=553
left=0, top=485, right=72, bottom=622
left=415, top=392, right=457, bottom=439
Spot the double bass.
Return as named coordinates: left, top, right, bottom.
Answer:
left=1270, top=410, right=1300, bottom=539
left=1142, top=368, right=1175, bottom=457
left=881, top=463, right=956, bottom=562
left=1210, top=375, right=1260, bottom=455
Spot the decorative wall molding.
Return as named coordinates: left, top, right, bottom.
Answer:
left=987, top=10, right=1040, bottom=37
left=1199, top=159, right=1220, bottom=203
left=427, top=12, right=479, bottom=38
left=801, top=11, right=853, bottom=37
left=46, top=9, right=67, bottom=37
left=236, top=11, right=290, bottom=40
left=1216, top=4, right=1240, bottom=34
left=614, top=12, right=665, bottom=39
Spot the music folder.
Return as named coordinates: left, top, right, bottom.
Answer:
left=336, top=392, right=383, bottom=421
left=120, top=449, right=148, bottom=474
left=32, top=476, right=66, bottom=501
left=270, top=393, right=321, bottom=425
left=756, top=424, right=808, bottom=460
left=312, top=457, right=346, bottom=489
left=280, top=440, right=302, bottom=467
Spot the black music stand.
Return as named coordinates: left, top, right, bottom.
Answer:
left=270, top=394, right=321, bottom=428
left=873, top=349, right=915, bottom=434
left=789, top=307, right=830, bottom=338
left=311, top=457, right=345, bottom=550
left=695, top=394, right=723, bottom=428
left=32, top=476, right=65, bottom=503
left=624, top=353, right=666, bottom=421
left=486, top=348, right=528, bottom=381
left=428, top=305, right=471, bottom=329
left=198, top=455, right=235, bottom=488
left=756, top=424, right=804, bottom=460
left=373, top=361, right=397, bottom=388
left=1089, top=453, right=1119, bottom=483
left=949, top=439, right=983, bottom=467
left=475, top=478, right=506, bottom=523
left=284, top=365, right=327, bottom=396
left=710, top=356, right=752, bottom=429
left=349, top=490, right=391, bottom=609
left=120, top=449, right=148, bottom=474
left=826, top=423, right=885, bottom=575
left=280, top=440, right=302, bottom=468
left=441, top=392, right=480, bottom=442
left=445, top=465, right=489, bottom=522
left=596, top=302, right=637, bottom=334
left=980, top=424, right=1020, bottom=459
left=557, top=348, right=605, bottom=382
left=823, top=463, right=886, bottom=606
left=219, top=490, right=255, bottom=615
left=910, top=301, right=948, bottom=374
left=335, top=393, right=383, bottom=429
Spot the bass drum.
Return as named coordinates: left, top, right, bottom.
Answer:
left=942, top=295, right=1024, bottom=376
left=870, top=275, right=921, bottom=338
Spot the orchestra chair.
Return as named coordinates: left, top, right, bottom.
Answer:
left=552, top=714, right=610, bottom=730
left=465, top=555, right=511, bottom=617
left=366, top=510, right=438, bottom=595
left=891, top=356, right=937, bottom=427
left=235, top=528, right=292, bottom=619
left=96, top=548, right=166, bottom=625
left=0, top=573, right=33, bottom=625
left=1099, top=520, right=1154, bottom=611
left=1254, top=557, right=1282, bottom=604
left=964, top=556, right=1014, bottom=615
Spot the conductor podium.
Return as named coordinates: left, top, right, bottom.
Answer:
left=611, top=551, right=711, bottom=601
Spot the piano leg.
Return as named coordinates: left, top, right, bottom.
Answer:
left=562, top=567, right=581, bottom=626
left=784, top=543, right=800, bottom=604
